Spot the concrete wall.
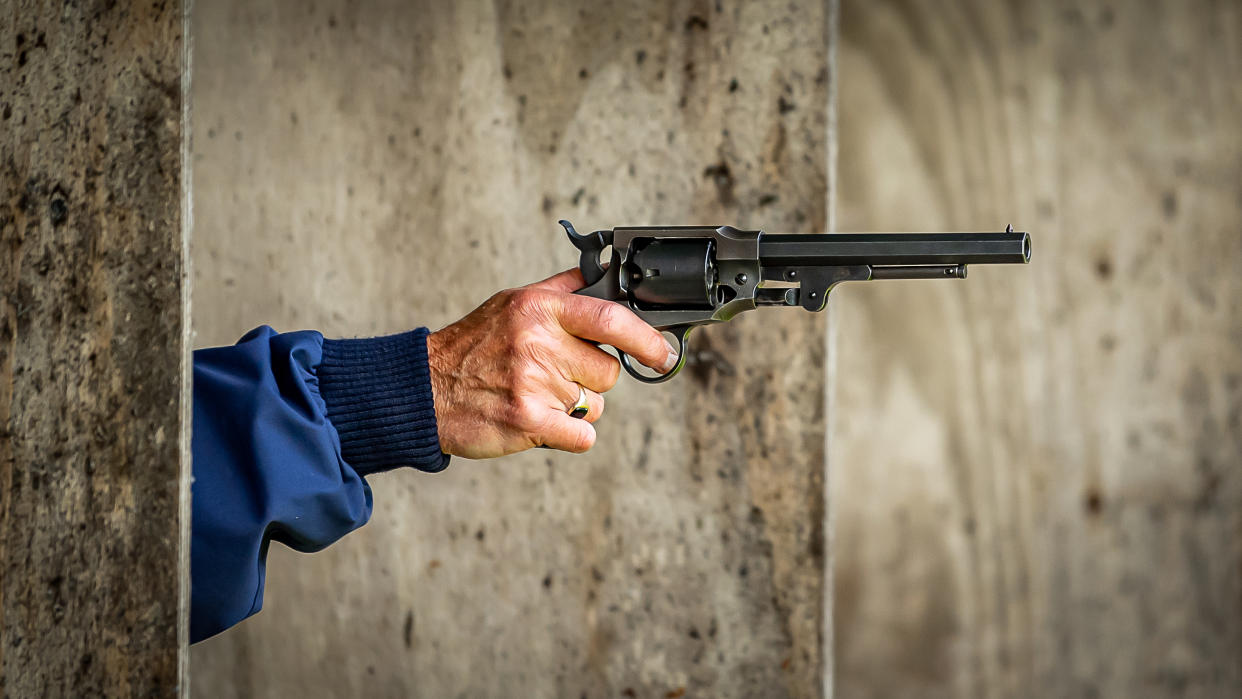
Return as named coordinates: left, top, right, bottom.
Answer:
left=833, top=1, right=1242, bottom=697
left=0, top=1, right=189, bottom=695
left=190, top=2, right=835, bottom=696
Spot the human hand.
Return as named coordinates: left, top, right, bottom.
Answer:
left=425, top=268, right=678, bottom=458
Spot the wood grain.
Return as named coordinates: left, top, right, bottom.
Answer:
left=0, top=1, right=188, bottom=695
left=832, top=1, right=1242, bottom=697
left=189, top=1, right=834, bottom=696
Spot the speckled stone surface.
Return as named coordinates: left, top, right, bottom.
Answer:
left=190, top=2, right=833, bottom=696
left=0, top=1, right=187, bottom=695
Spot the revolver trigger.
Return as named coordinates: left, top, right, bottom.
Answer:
left=618, top=325, right=694, bottom=384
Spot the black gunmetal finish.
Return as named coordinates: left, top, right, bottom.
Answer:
left=758, top=231, right=1031, bottom=266
left=630, top=239, right=718, bottom=309
left=559, top=220, right=1030, bottom=383
left=870, top=264, right=967, bottom=280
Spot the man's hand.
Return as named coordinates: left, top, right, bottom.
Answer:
left=426, top=268, right=678, bottom=458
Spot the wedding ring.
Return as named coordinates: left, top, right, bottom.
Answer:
left=568, top=385, right=590, bottom=419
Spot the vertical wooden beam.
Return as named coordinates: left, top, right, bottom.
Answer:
left=0, top=1, right=189, bottom=695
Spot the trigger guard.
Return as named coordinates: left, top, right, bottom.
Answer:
left=559, top=219, right=611, bottom=286
left=618, top=326, right=694, bottom=384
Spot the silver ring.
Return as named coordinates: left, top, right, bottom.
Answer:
left=568, top=385, right=590, bottom=419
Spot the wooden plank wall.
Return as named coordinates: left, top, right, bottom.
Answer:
left=190, top=1, right=835, bottom=696
left=0, top=1, right=189, bottom=695
left=832, top=1, right=1241, bottom=697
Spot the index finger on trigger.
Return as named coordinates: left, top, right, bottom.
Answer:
left=554, top=295, right=678, bottom=374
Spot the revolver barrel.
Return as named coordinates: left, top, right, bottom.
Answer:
left=757, top=231, right=1031, bottom=267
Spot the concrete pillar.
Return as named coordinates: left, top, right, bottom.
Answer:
left=190, top=1, right=834, bottom=696
left=833, top=1, right=1242, bottom=696
left=0, top=1, right=190, bottom=695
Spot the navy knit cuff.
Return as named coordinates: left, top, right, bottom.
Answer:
left=318, top=328, right=450, bottom=476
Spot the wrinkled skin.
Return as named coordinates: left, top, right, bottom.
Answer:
left=427, top=268, right=677, bottom=458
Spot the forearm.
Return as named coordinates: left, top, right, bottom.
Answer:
left=189, top=326, right=446, bottom=642
left=189, top=267, right=672, bottom=640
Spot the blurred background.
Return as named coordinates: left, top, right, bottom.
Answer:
left=188, top=1, right=1240, bottom=697
left=832, top=2, right=1240, bottom=697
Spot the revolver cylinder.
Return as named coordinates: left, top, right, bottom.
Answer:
left=628, top=239, right=718, bottom=309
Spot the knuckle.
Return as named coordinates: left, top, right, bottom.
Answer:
left=515, top=398, right=548, bottom=432
left=601, top=357, right=620, bottom=391
left=519, top=347, right=562, bottom=388
left=510, top=328, right=543, bottom=359
left=591, top=303, right=621, bottom=336
left=508, top=288, right=544, bottom=315
left=503, top=396, right=538, bottom=430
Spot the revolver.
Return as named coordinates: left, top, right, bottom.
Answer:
left=559, top=219, right=1031, bottom=383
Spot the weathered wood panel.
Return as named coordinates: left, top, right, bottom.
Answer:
left=190, top=1, right=833, bottom=697
left=0, top=1, right=189, bottom=695
left=832, top=1, right=1242, bottom=697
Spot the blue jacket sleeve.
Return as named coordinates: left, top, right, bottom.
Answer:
left=190, top=326, right=448, bottom=643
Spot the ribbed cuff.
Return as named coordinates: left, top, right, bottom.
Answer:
left=318, top=328, right=450, bottom=476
